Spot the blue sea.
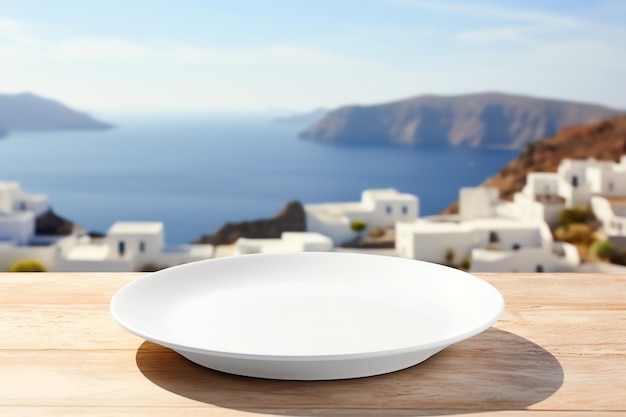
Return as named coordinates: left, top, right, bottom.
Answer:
left=0, top=114, right=519, bottom=244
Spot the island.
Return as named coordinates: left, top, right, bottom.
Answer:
left=300, top=92, right=623, bottom=149
left=0, top=92, right=112, bottom=138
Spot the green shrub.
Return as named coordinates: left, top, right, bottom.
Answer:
left=554, top=223, right=595, bottom=245
left=558, top=206, right=595, bottom=227
left=350, top=219, right=367, bottom=234
left=591, top=240, right=616, bottom=260
left=444, top=248, right=455, bottom=265
left=9, top=260, right=47, bottom=272
left=460, top=256, right=471, bottom=270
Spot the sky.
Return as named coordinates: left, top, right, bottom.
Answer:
left=1, top=0, right=625, bottom=112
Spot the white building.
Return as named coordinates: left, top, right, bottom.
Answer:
left=396, top=186, right=580, bottom=272
left=0, top=182, right=49, bottom=217
left=0, top=182, right=214, bottom=272
left=0, top=182, right=49, bottom=245
left=57, top=221, right=214, bottom=272
left=556, top=157, right=626, bottom=207
left=397, top=217, right=543, bottom=260
left=459, top=187, right=500, bottom=219
left=233, top=232, right=333, bottom=255
left=306, top=189, right=418, bottom=245
left=467, top=158, right=626, bottom=228
left=494, top=173, right=565, bottom=226
left=590, top=195, right=626, bottom=249
left=471, top=242, right=580, bottom=273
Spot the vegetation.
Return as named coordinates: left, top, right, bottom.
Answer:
left=444, top=248, right=455, bottom=265
left=9, top=260, right=47, bottom=272
left=460, top=256, right=471, bottom=271
left=552, top=206, right=601, bottom=263
left=350, top=219, right=367, bottom=235
left=554, top=223, right=595, bottom=246
left=591, top=240, right=616, bottom=260
left=137, top=262, right=167, bottom=272
left=368, top=227, right=385, bottom=238
left=558, top=206, right=595, bottom=227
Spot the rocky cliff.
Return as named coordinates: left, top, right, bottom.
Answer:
left=35, top=209, right=77, bottom=235
left=301, top=92, right=622, bottom=149
left=441, top=115, right=626, bottom=214
left=194, top=201, right=306, bottom=245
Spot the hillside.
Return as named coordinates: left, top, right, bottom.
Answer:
left=194, top=201, right=306, bottom=245
left=0, top=92, right=112, bottom=137
left=300, top=92, right=622, bottom=149
left=442, top=115, right=626, bottom=214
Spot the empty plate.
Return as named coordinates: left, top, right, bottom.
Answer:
left=111, top=252, right=504, bottom=380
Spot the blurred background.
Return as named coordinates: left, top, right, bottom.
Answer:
left=1, top=0, right=625, bottom=272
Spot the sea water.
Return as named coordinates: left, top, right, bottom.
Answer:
left=0, top=113, right=519, bottom=243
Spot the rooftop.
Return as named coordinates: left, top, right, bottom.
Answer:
left=363, top=188, right=417, bottom=201
left=403, top=217, right=545, bottom=233
left=305, top=202, right=363, bottom=222
left=108, top=222, right=163, bottom=235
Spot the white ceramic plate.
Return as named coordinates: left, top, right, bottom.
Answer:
left=111, top=252, right=504, bottom=380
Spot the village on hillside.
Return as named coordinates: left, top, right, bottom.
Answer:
left=3, top=156, right=626, bottom=273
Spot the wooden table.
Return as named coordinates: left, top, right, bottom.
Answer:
left=1, top=273, right=624, bottom=416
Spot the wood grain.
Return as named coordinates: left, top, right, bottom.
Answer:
left=0, top=272, right=624, bottom=417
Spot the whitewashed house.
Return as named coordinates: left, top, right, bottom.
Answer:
left=0, top=182, right=214, bottom=272
left=57, top=221, right=214, bottom=272
left=0, top=182, right=49, bottom=245
left=470, top=241, right=580, bottom=273
left=459, top=187, right=500, bottom=219
left=233, top=232, right=333, bottom=255
left=470, top=158, right=626, bottom=228
left=396, top=187, right=580, bottom=272
left=555, top=157, right=626, bottom=207
left=494, top=173, right=565, bottom=226
left=305, top=189, right=418, bottom=245
left=0, top=182, right=59, bottom=271
left=398, top=217, right=546, bottom=260
left=590, top=195, right=626, bottom=249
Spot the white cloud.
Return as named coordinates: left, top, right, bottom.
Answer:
left=0, top=10, right=625, bottom=112
left=392, top=0, right=583, bottom=27
left=0, top=18, right=27, bottom=37
left=53, top=38, right=152, bottom=60
left=456, top=26, right=533, bottom=44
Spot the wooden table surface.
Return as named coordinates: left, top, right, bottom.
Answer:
left=0, top=272, right=624, bottom=416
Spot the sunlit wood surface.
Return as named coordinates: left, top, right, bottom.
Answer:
left=1, top=272, right=624, bottom=416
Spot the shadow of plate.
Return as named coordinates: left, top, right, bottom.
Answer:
left=136, top=328, right=563, bottom=415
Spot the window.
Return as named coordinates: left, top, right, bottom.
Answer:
left=535, top=265, right=544, bottom=273
left=609, top=181, right=614, bottom=192
left=19, top=202, right=26, bottom=211
left=118, top=241, right=125, bottom=256
left=512, top=243, right=521, bottom=251
left=139, top=241, right=146, bottom=253
left=572, top=176, right=578, bottom=188
left=386, top=205, right=392, bottom=214
left=402, top=206, right=408, bottom=215
left=488, top=231, right=499, bottom=244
